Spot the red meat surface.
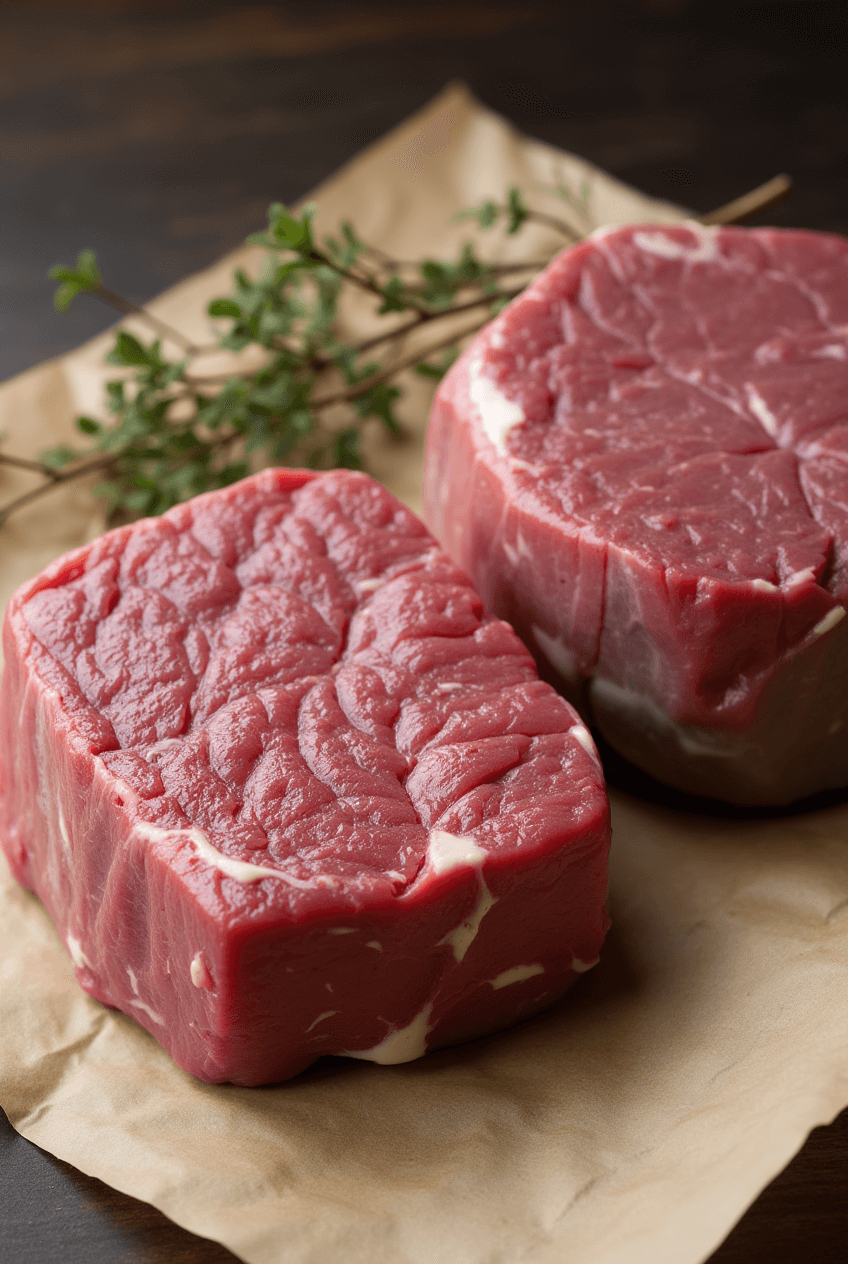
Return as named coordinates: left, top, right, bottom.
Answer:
left=0, top=469, right=610, bottom=1084
left=423, top=225, right=848, bottom=803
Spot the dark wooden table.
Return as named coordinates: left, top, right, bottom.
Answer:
left=1, top=2, right=847, bottom=1260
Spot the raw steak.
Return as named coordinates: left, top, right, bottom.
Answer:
left=0, top=469, right=609, bottom=1085
left=423, top=224, right=848, bottom=805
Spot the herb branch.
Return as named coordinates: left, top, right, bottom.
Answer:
left=0, top=175, right=791, bottom=527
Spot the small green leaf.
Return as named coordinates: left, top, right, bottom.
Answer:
left=333, top=429, right=362, bottom=469
left=40, top=444, right=79, bottom=468
left=453, top=200, right=498, bottom=229
left=341, top=221, right=363, bottom=250
left=77, top=416, right=101, bottom=435
left=207, top=298, right=242, bottom=319
left=107, top=331, right=151, bottom=367
left=125, top=487, right=157, bottom=512
left=91, top=481, right=124, bottom=510
left=254, top=203, right=313, bottom=251
left=288, top=409, right=313, bottom=435
left=506, top=186, right=529, bottom=235
left=219, top=330, right=256, bottom=353
left=105, top=380, right=127, bottom=412
left=415, top=345, right=460, bottom=381
left=217, top=462, right=250, bottom=486
left=356, top=383, right=402, bottom=434
left=51, top=282, right=83, bottom=312
left=377, top=276, right=407, bottom=314
left=74, top=249, right=101, bottom=286
left=48, top=250, right=101, bottom=311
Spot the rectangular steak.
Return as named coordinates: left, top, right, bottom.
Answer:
left=424, top=225, right=848, bottom=805
left=0, top=469, right=610, bottom=1084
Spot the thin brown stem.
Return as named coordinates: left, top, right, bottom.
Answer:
left=700, top=174, right=793, bottom=226
left=0, top=452, right=61, bottom=479
left=311, top=317, right=490, bottom=410
left=350, top=286, right=525, bottom=358
left=92, top=285, right=197, bottom=352
left=0, top=455, right=116, bottom=527
left=183, top=287, right=527, bottom=385
left=523, top=209, right=583, bottom=242
left=357, top=241, right=404, bottom=270
left=306, top=249, right=431, bottom=315
left=485, top=261, right=551, bottom=275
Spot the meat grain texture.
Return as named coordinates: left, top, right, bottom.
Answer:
left=0, top=469, right=610, bottom=1084
left=424, top=224, right=848, bottom=805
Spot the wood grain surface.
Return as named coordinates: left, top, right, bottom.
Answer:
left=1, top=2, right=847, bottom=1261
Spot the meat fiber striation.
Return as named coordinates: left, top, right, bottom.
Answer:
left=424, top=224, right=848, bottom=804
left=0, top=469, right=610, bottom=1084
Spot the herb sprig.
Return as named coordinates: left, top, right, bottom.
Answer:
left=0, top=174, right=791, bottom=527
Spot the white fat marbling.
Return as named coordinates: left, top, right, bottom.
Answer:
left=435, top=681, right=463, bottom=693
left=343, top=1003, right=432, bottom=1065
left=751, top=578, right=778, bottom=593
left=440, top=878, right=498, bottom=963
left=426, top=834, right=496, bottom=964
left=469, top=357, right=524, bottom=455
left=145, top=738, right=182, bottom=755
left=745, top=384, right=780, bottom=438
left=490, top=963, right=545, bottom=990
left=366, top=941, right=382, bottom=951
left=812, top=344, right=846, bottom=360
left=328, top=927, right=356, bottom=935
left=788, top=567, right=816, bottom=586
left=58, top=805, right=71, bottom=857
left=571, top=956, right=600, bottom=973
left=126, top=965, right=163, bottom=1024
left=590, top=676, right=740, bottom=761
left=532, top=624, right=582, bottom=684
left=306, top=1010, right=338, bottom=1032
left=813, top=607, right=846, bottom=639
left=131, top=822, right=331, bottom=888
left=502, top=540, right=520, bottom=567
left=66, top=934, right=90, bottom=970
left=427, top=830, right=487, bottom=875
left=633, top=223, right=719, bottom=263
left=190, top=952, right=212, bottom=989
left=570, top=724, right=598, bottom=759
left=357, top=578, right=382, bottom=593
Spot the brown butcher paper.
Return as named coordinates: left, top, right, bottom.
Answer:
left=1, top=84, right=847, bottom=1264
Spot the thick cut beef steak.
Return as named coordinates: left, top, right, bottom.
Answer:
left=0, top=469, right=609, bottom=1085
left=424, top=225, right=848, bottom=805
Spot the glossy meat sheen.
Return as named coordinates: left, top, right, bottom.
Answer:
left=424, top=225, right=848, bottom=804
left=0, top=469, right=610, bottom=1084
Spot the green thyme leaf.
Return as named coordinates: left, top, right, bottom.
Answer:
left=21, top=185, right=572, bottom=526
left=106, top=331, right=152, bottom=367
left=453, top=200, right=498, bottom=228
left=506, top=186, right=529, bottom=235
left=40, top=445, right=79, bottom=468
left=377, top=276, right=407, bottom=314
left=415, top=346, right=460, bottom=380
left=48, top=249, right=102, bottom=311
left=207, top=298, right=242, bottom=319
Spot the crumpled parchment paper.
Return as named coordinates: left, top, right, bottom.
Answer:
left=1, top=84, right=846, bottom=1264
